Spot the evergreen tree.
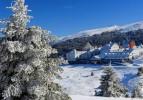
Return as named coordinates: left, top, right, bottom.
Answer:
left=43, top=31, right=59, bottom=45
left=132, top=82, right=143, bottom=98
left=137, top=67, right=143, bottom=76
left=82, top=42, right=93, bottom=51
left=95, top=67, right=128, bottom=97
left=0, top=0, right=71, bottom=100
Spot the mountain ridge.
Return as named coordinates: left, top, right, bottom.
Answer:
left=60, top=21, right=143, bottom=41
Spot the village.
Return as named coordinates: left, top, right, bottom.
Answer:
left=66, top=40, right=143, bottom=64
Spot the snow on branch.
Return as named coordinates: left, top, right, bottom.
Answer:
left=0, top=19, right=9, bottom=25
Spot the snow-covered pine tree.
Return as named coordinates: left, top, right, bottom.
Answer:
left=0, top=0, right=71, bottom=100
left=43, top=31, right=59, bottom=46
left=132, top=82, right=143, bottom=98
left=95, top=67, right=128, bottom=97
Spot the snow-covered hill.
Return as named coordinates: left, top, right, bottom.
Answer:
left=60, top=21, right=143, bottom=41
left=57, top=57, right=143, bottom=100
left=61, top=25, right=120, bottom=41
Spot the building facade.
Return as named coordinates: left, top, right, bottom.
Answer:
left=66, top=42, right=143, bottom=64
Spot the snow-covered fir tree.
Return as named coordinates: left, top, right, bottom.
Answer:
left=0, top=0, right=71, bottom=100
left=132, top=82, right=143, bottom=98
left=95, top=67, right=128, bottom=97
left=43, top=31, right=59, bottom=45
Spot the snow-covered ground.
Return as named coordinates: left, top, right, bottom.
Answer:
left=59, top=64, right=102, bottom=96
left=70, top=95, right=142, bottom=100
left=59, top=64, right=140, bottom=96
left=57, top=57, right=143, bottom=100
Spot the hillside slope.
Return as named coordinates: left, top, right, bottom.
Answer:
left=61, top=21, right=143, bottom=41
left=54, top=21, right=143, bottom=55
left=59, top=64, right=140, bottom=96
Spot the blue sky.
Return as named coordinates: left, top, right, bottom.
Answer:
left=0, top=0, right=143, bottom=37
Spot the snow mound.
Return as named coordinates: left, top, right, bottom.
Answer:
left=60, top=21, right=143, bottom=41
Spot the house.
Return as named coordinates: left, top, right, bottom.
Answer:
left=66, top=42, right=143, bottom=64
left=66, top=48, right=100, bottom=64
left=93, top=49, right=132, bottom=64
left=94, top=43, right=143, bottom=64
left=129, top=40, right=136, bottom=48
left=129, top=48, right=143, bottom=59
left=91, top=43, right=131, bottom=63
